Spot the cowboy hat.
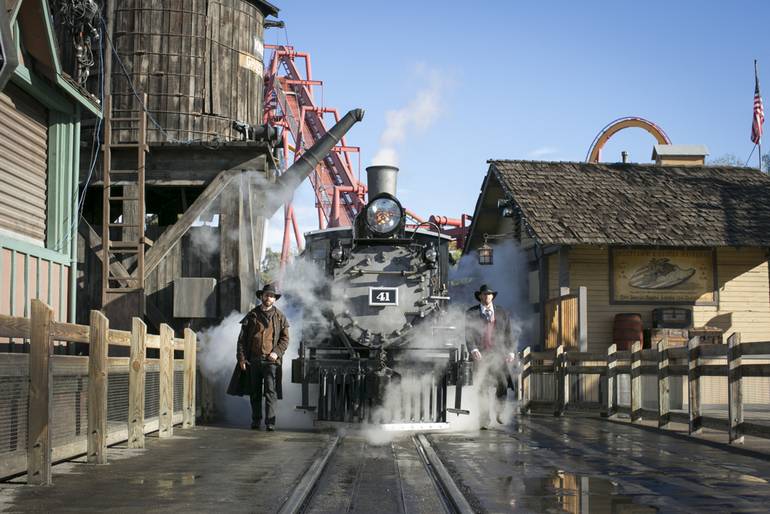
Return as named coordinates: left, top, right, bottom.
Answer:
left=256, top=283, right=281, bottom=300
left=474, top=284, right=497, bottom=302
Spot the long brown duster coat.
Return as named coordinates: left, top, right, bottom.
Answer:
left=226, top=306, right=290, bottom=399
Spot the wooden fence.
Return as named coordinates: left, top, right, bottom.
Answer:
left=519, top=334, right=770, bottom=445
left=0, top=300, right=197, bottom=485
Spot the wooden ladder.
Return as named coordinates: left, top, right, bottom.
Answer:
left=101, top=93, right=149, bottom=312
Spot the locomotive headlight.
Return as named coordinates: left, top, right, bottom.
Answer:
left=423, top=247, right=437, bottom=263
left=366, top=197, right=402, bottom=234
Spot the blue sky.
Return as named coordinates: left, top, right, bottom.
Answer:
left=264, top=1, right=770, bottom=251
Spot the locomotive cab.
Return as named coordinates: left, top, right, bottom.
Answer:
left=291, top=166, right=471, bottom=428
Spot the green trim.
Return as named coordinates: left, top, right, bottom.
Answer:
left=59, top=261, right=65, bottom=322
left=69, top=114, right=80, bottom=322
left=10, top=249, right=16, bottom=316
left=0, top=236, right=71, bottom=265
left=38, top=0, right=62, bottom=76
left=47, top=256, right=52, bottom=305
left=35, top=256, right=40, bottom=300
left=23, top=254, right=28, bottom=317
left=11, top=65, right=73, bottom=114
left=56, top=76, right=102, bottom=117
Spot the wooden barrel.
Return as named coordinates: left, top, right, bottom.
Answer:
left=613, top=313, right=643, bottom=351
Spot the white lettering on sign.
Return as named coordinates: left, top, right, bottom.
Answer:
left=369, top=287, right=398, bottom=306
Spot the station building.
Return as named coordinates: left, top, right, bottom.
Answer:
left=0, top=0, right=100, bottom=326
left=465, top=154, right=770, bottom=359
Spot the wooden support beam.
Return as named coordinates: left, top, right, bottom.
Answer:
left=144, top=170, right=239, bottom=275
left=688, top=336, right=702, bottom=435
left=728, top=333, right=744, bottom=444
left=87, top=310, right=109, bottom=464
left=183, top=328, right=197, bottom=428
left=630, top=341, right=642, bottom=423
left=658, top=340, right=670, bottom=429
left=159, top=323, right=174, bottom=438
left=78, top=219, right=132, bottom=286
left=27, top=300, right=53, bottom=485
left=128, top=317, right=147, bottom=448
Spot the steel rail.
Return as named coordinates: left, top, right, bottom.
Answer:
left=413, top=434, right=474, bottom=514
left=276, top=435, right=340, bottom=514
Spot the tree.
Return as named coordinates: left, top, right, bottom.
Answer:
left=260, top=247, right=281, bottom=285
left=709, top=152, right=769, bottom=172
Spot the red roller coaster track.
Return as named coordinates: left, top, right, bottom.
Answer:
left=263, top=45, right=470, bottom=266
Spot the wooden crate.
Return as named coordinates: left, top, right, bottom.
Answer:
left=689, top=326, right=723, bottom=345
left=648, top=328, right=689, bottom=347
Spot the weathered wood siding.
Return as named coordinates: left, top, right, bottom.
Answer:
left=566, top=246, right=770, bottom=353
left=111, top=0, right=266, bottom=143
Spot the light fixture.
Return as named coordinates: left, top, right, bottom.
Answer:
left=478, top=236, right=493, bottom=265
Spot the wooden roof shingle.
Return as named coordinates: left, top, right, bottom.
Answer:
left=489, top=160, right=770, bottom=247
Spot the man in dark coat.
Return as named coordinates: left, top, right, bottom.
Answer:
left=465, top=284, right=515, bottom=429
left=226, top=283, right=290, bottom=431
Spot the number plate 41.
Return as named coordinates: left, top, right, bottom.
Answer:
left=369, top=287, right=398, bottom=306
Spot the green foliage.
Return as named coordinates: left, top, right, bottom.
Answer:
left=260, top=247, right=281, bottom=285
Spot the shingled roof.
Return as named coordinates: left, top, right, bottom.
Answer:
left=489, top=160, right=770, bottom=247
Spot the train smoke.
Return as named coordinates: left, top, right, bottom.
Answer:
left=371, top=66, right=445, bottom=167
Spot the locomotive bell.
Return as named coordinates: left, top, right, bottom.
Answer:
left=366, top=165, right=399, bottom=199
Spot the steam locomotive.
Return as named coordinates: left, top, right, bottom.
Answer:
left=291, top=165, right=471, bottom=427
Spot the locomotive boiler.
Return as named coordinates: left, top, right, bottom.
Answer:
left=291, top=165, right=471, bottom=427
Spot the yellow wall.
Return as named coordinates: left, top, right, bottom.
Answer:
left=564, top=245, right=770, bottom=352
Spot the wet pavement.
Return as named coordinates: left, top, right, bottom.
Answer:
left=429, top=415, right=770, bottom=513
left=3, top=416, right=770, bottom=513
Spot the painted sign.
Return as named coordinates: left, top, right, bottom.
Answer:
left=610, top=248, right=716, bottom=304
left=369, top=287, right=398, bottom=306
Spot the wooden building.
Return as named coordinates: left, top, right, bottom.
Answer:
left=465, top=160, right=770, bottom=354
left=0, top=0, right=100, bottom=328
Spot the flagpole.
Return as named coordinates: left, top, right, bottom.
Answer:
left=757, top=60, right=763, bottom=171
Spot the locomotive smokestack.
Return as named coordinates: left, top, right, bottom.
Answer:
left=366, top=165, right=399, bottom=200
left=267, top=108, right=365, bottom=214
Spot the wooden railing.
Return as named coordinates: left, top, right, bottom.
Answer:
left=519, top=334, right=770, bottom=445
left=0, top=300, right=197, bottom=485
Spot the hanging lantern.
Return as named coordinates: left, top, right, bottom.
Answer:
left=478, top=240, right=493, bottom=265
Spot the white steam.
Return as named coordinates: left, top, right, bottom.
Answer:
left=371, top=66, right=446, bottom=167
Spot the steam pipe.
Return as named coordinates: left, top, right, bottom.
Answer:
left=268, top=108, right=365, bottom=215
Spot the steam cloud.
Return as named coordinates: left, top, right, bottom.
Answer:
left=371, top=66, right=446, bottom=167
left=195, top=231, right=533, bottom=440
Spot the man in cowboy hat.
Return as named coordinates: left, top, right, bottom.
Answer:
left=227, top=283, right=290, bottom=431
left=465, top=284, right=515, bottom=429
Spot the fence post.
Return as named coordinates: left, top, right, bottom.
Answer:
left=605, top=344, right=616, bottom=418
left=159, top=323, right=174, bottom=438
left=183, top=328, right=197, bottom=428
left=630, top=341, right=642, bottom=423
left=128, top=318, right=147, bottom=448
left=87, top=310, right=109, bottom=464
left=688, top=336, right=702, bottom=435
left=657, top=340, right=670, bottom=429
left=27, top=299, right=53, bottom=485
left=728, top=333, right=744, bottom=444
left=554, top=345, right=565, bottom=416
left=519, top=347, right=531, bottom=414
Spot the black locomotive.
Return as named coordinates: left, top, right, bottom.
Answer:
left=291, top=165, right=471, bottom=426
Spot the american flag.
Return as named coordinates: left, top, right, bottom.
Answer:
left=752, top=62, right=765, bottom=144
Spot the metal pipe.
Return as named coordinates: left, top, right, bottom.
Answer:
left=269, top=108, right=365, bottom=214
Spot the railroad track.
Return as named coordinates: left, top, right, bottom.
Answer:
left=277, top=433, right=473, bottom=514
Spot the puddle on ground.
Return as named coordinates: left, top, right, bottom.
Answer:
left=515, top=471, right=659, bottom=513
